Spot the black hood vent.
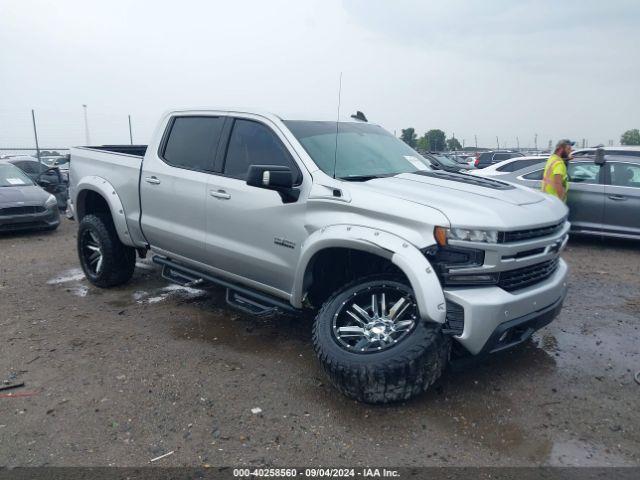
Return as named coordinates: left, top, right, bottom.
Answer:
left=411, top=170, right=515, bottom=190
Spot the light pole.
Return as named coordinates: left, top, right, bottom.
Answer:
left=128, top=115, right=133, bottom=145
left=31, top=109, right=41, bottom=165
left=83, top=104, right=91, bottom=145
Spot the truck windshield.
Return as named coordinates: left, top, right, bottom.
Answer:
left=284, top=121, right=431, bottom=180
left=0, top=164, right=34, bottom=187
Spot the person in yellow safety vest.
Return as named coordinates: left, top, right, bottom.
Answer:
left=541, top=139, right=575, bottom=202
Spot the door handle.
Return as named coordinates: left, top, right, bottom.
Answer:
left=145, top=176, right=161, bottom=185
left=209, top=189, right=231, bottom=200
left=608, top=194, right=627, bottom=201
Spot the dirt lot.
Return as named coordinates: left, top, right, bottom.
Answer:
left=1, top=218, right=639, bottom=467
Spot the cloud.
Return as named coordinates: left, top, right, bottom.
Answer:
left=342, top=0, right=640, bottom=71
left=0, top=0, right=638, bottom=148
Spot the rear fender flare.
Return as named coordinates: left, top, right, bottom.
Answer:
left=292, top=225, right=446, bottom=323
left=74, top=176, right=134, bottom=247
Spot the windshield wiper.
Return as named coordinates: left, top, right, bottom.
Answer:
left=339, top=173, right=396, bottom=182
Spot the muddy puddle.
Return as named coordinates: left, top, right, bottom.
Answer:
left=41, top=246, right=640, bottom=466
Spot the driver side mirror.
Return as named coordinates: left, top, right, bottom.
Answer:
left=246, top=165, right=300, bottom=203
left=594, top=148, right=606, bottom=166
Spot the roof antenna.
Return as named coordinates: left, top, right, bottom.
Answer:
left=332, top=72, right=342, bottom=179
left=350, top=111, right=367, bottom=122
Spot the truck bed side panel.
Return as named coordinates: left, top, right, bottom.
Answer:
left=69, top=147, right=146, bottom=246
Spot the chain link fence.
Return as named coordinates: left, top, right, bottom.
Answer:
left=0, top=108, right=152, bottom=159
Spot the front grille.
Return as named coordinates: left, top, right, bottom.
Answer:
left=0, top=221, right=47, bottom=231
left=0, top=206, right=46, bottom=216
left=500, top=221, right=565, bottom=243
left=443, top=301, right=465, bottom=335
left=502, top=247, right=545, bottom=260
left=498, top=258, right=559, bottom=292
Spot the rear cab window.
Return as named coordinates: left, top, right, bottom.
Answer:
left=161, top=116, right=225, bottom=171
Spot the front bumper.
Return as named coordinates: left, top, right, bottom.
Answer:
left=0, top=207, right=60, bottom=232
left=443, top=258, right=568, bottom=355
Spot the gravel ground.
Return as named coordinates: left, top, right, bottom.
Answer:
left=1, top=219, right=639, bottom=467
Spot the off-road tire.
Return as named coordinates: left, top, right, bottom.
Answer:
left=312, top=275, right=450, bottom=404
left=77, top=214, right=136, bottom=288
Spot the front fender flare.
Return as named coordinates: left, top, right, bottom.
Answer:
left=291, top=225, right=446, bottom=323
left=74, top=176, right=135, bottom=247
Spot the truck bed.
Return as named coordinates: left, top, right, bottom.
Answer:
left=69, top=145, right=146, bottom=246
left=83, top=145, right=148, bottom=157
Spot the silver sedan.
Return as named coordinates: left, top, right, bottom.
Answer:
left=472, top=155, right=640, bottom=241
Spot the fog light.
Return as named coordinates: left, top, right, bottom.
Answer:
left=499, top=331, right=509, bottom=342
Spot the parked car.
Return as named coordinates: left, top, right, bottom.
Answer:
left=473, top=152, right=640, bottom=240
left=421, top=153, right=474, bottom=172
left=0, top=162, right=60, bottom=232
left=454, top=155, right=477, bottom=168
left=4, top=157, right=68, bottom=210
left=572, top=146, right=640, bottom=158
left=471, top=156, right=547, bottom=176
left=453, top=155, right=476, bottom=168
left=474, top=150, right=525, bottom=169
left=69, top=108, right=569, bottom=404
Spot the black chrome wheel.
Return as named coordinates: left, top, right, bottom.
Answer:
left=76, top=214, right=136, bottom=288
left=332, top=285, right=417, bottom=353
left=313, top=275, right=451, bottom=403
left=80, top=229, right=104, bottom=276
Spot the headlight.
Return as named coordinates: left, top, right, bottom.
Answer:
left=45, top=194, right=57, bottom=208
left=434, top=226, right=498, bottom=245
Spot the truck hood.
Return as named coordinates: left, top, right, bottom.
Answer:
left=0, top=185, right=50, bottom=206
left=354, top=171, right=567, bottom=229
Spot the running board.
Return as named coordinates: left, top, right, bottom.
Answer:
left=226, top=289, right=277, bottom=317
left=161, top=265, right=206, bottom=288
left=152, top=256, right=299, bottom=315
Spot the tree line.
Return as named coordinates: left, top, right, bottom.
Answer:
left=400, top=128, right=640, bottom=151
left=621, top=129, right=640, bottom=146
left=400, top=128, right=462, bottom=152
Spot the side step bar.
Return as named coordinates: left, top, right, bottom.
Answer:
left=161, top=264, right=206, bottom=288
left=226, top=290, right=278, bottom=317
left=152, top=256, right=299, bottom=315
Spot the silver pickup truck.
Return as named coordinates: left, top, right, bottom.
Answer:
left=69, top=109, right=569, bottom=403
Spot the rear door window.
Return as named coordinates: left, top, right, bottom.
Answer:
left=223, top=119, right=300, bottom=183
left=162, top=116, right=225, bottom=171
left=609, top=163, right=640, bottom=188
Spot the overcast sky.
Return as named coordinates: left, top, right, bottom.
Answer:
left=1, top=0, right=639, bottom=149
